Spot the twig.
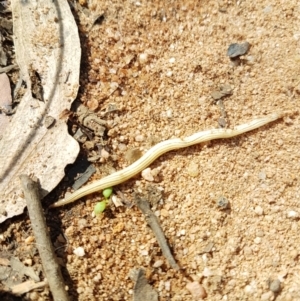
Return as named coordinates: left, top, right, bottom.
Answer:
left=19, top=175, right=70, bottom=301
left=0, top=64, right=18, bottom=73
left=135, top=195, right=180, bottom=270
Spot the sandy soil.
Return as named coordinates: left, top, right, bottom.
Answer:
left=1, top=0, right=300, bottom=300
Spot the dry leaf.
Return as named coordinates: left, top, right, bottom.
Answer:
left=0, top=0, right=81, bottom=223
left=0, top=73, right=12, bottom=130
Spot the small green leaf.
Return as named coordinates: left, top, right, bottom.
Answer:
left=103, top=187, right=113, bottom=199
left=94, top=201, right=106, bottom=214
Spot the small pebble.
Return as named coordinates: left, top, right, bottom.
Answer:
left=44, top=115, right=55, bottom=128
left=25, top=236, right=35, bottom=244
left=269, top=279, right=281, bottom=293
left=180, top=229, right=186, bottom=235
left=135, top=134, right=145, bottom=142
left=140, top=250, right=148, bottom=256
left=165, top=281, right=171, bottom=291
left=290, top=249, right=298, bottom=259
left=260, top=291, right=274, bottom=301
left=153, top=260, right=164, bottom=268
left=217, top=196, right=229, bottom=210
left=186, top=281, right=207, bottom=300
left=141, top=167, right=154, bottom=181
left=202, top=267, right=212, bottom=277
left=139, top=53, right=148, bottom=64
left=166, top=109, right=173, bottom=118
left=187, top=162, right=199, bottom=177
left=73, top=247, right=85, bottom=257
left=244, top=55, right=257, bottom=65
left=254, top=237, right=261, bottom=244
left=177, top=229, right=186, bottom=236
left=243, top=246, right=252, bottom=256
left=259, top=171, right=266, bottom=180
left=245, top=284, right=256, bottom=294
left=101, top=148, right=110, bottom=159
left=78, top=218, right=88, bottom=229
left=227, top=42, right=250, bottom=58
left=118, top=143, right=127, bottom=151
left=93, top=273, right=102, bottom=283
left=255, top=206, right=264, bottom=215
left=211, top=90, right=224, bottom=100
left=23, top=258, right=32, bottom=266
left=166, top=71, right=173, bottom=77
left=211, top=84, right=233, bottom=100
left=84, top=141, right=95, bottom=150
left=287, top=210, right=299, bottom=219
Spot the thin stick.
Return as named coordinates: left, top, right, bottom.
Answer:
left=0, top=64, right=18, bottom=73
left=135, top=195, right=180, bottom=270
left=19, top=175, right=70, bottom=301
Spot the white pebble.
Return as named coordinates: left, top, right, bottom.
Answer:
left=110, top=82, right=118, bottom=90
left=166, top=71, right=173, bottom=77
left=141, top=167, right=154, bottom=181
left=73, top=247, right=85, bottom=257
left=101, top=148, right=110, bottom=159
left=202, top=267, right=212, bottom=277
left=255, top=206, right=264, bottom=215
left=245, top=284, right=256, bottom=294
left=258, top=171, right=266, bottom=180
left=140, top=250, right=148, bottom=256
left=187, top=162, right=199, bottom=177
left=169, top=57, right=175, bottom=63
left=165, top=281, right=171, bottom=291
left=260, top=291, right=274, bottom=301
left=186, top=281, right=207, bottom=299
left=153, top=260, right=164, bottom=268
left=254, top=237, right=261, bottom=244
left=166, top=109, right=173, bottom=118
left=23, top=258, right=32, bottom=266
left=93, top=273, right=102, bottom=283
left=139, top=53, right=148, bottom=64
left=176, top=229, right=185, bottom=237
left=135, top=134, right=145, bottom=142
left=287, top=210, right=299, bottom=219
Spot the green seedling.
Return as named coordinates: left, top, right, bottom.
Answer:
left=94, top=200, right=107, bottom=215
left=103, top=187, right=113, bottom=199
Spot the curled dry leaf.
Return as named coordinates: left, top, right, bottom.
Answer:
left=0, top=0, right=81, bottom=223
